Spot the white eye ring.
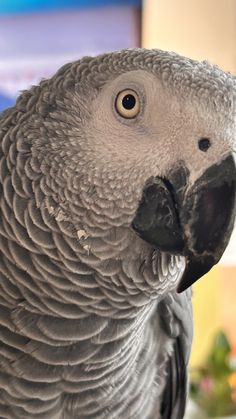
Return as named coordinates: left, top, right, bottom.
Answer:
left=115, top=89, right=140, bottom=119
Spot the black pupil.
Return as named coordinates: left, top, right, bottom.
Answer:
left=122, top=94, right=136, bottom=110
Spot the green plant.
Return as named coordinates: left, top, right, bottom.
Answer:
left=190, top=331, right=236, bottom=417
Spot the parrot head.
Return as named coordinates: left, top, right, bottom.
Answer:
left=27, top=49, right=236, bottom=294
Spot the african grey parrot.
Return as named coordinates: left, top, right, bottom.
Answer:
left=0, top=48, right=235, bottom=419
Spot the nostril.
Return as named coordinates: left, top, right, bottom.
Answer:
left=198, top=138, right=211, bottom=152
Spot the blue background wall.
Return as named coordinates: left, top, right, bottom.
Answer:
left=0, top=0, right=141, bottom=14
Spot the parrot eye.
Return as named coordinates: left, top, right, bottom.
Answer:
left=115, top=89, right=140, bottom=119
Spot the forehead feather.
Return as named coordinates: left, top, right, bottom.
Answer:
left=51, top=48, right=236, bottom=116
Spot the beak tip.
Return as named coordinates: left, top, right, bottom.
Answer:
left=177, top=254, right=216, bottom=293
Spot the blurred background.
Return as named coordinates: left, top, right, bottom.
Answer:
left=0, top=0, right=235, bottom=416
left=0, top=0, right=141, bottom=111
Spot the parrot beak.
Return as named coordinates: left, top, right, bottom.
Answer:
left=177, top=254, right=215, bottom=293
left=177, top=155, right=236, bottom=292
left=132, top=155, right=236, bottom=292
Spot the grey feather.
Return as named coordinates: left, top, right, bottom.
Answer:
left=159, top=289, right=193, bottom=419
left=0, top=48, right=235, bottom=418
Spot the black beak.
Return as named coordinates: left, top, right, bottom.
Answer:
left=132, top=155, right=236, bottom=292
